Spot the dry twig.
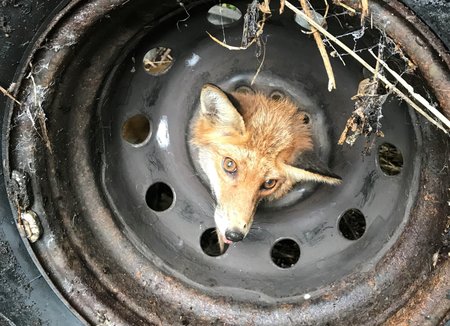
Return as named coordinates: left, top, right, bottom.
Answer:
left=333, top=1, right=356, bottom=13
left=338, top=47, right=385, bottom=146
left=360, top=0, right=369, bottom=23
left=208, top=0, right=268, bottom=83
left=207, top=32, right=257, bottom=50
left=284, top=0, right=448, bottom=133
left=279, top=0, right=286, bottom=13
left=259, top=0, right=271, bottom=13
left=0, top=85, right=21, bottom=105
left=368, top=49, right=450, bottom=130
left=206, top=0, right=448, bottom=133
left=323, top=0, right=330, bottom=20
left=28, top=68, right=53, bottom=152
left=299, top=0, right=336, bottom=91
left=332, top=0, right=367, bottom=21
left=251, top=38, right=267, bottom=85
left=207, top=1, right=267, bottom=50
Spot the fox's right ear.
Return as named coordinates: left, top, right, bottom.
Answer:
left=283, top=151, right=342, bottom=185
left=200, top=84, right=245, bottom=134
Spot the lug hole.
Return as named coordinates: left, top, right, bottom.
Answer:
left=145, top=182, right=174, bottom=212
left=378, top=142, right=403, bottom=176
left=201, top=228, right=229, bottom=257
left=122, top=114, right=151, bottom=146
left=338, top=209, right=366, bottom=240
left=270, top=90, right=285, bottom=101
left=143, top=47, right=174, bottom=76
left=235, top=85, right=255, bottom=94
left=271, top=239, right=300, bottom=268
left=207, top=4, right=242, bottom=26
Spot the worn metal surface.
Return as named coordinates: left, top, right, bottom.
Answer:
left=398, top=0, right=450, bottom=49
left=345, top=1, right=450, bottom=323
left=386, top=259, right=450, bottom=325
left=2, top=0, right=449, bottom=325
left=0, top=0, right=86, bottom=324
left=100, top=16, right=420, bottom=298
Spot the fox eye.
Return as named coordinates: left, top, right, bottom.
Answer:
left=223, top=157, right=237, bottom=174
left=262, top=179, right=277, bottom=190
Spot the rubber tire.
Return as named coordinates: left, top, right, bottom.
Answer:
left=0, top=1, right=448, bottom=325
left=0, top=1, right=82, bottom=325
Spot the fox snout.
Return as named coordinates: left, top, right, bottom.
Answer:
left=225, top=230, right=244, bottom=242
left=214, top=208, right=248, bottom=243
left=214, top=194, right=257, bottom=244
left=191, top=84, right=342, bottom=250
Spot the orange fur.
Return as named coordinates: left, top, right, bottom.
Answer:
left=191, top=84, right=339, bottom=246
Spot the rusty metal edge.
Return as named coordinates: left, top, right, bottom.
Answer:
left=385, top=259, right=450, bottom=325
left=368, top=1, right=450, bottom=322
left=1, top=0, right=91, bottom=324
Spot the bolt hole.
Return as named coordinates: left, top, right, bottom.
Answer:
left=143, top=47, right=174, bottom=76
left=271, top=239, right=300, bottom=268
left=378, top=142, right=403, bottom=176
left=270, top=90, right=285, bottom=101
left=207, top=4, right=242, bottom=26
left=122, top=114, right=151, bottom=146
left=235, top=85, right=255, bottom=94
left=201, top=228, right=229, bottom=257
left=338, top=209, right=366, bottom=240
left=145, top=182, right=174, bottom=212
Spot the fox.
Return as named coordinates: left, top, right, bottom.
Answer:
left=191, top=84, right=341, bottom=251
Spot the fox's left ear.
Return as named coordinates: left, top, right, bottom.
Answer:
left=283, top=151, right=342, bottom=185
left=200, top=84, right=245, bottom=134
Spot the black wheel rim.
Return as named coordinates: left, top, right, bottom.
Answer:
left=4, top=0, right=449, bottom=324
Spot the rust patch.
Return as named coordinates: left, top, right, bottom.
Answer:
left=385, top=260, right=450, bottom=326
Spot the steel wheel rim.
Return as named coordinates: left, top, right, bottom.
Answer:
left=4, top=0, right=449, bottom=324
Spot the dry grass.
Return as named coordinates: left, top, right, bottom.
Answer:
left=207, top=0, right=450, bottom=137
left=299, top=0, right=336, bottom=91
left=284, top=0, right=449, bottom=134
left=0, top=85, right=21, bottom=105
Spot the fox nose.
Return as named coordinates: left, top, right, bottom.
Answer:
left=225, top=230, right=244, bottom=242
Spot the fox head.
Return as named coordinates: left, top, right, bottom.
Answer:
left=191, top=84, right=341, bottom=250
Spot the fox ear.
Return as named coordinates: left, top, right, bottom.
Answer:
left=200, top=84, right=245, bottom=134
left=283, top=151, right=342, bottom=185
